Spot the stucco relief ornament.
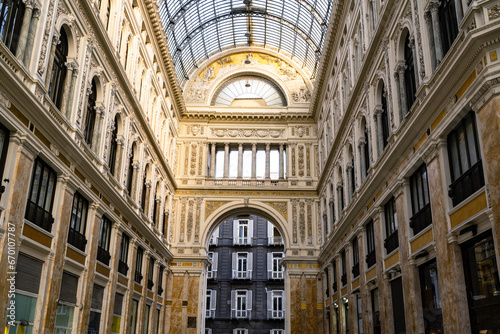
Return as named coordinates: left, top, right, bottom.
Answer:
left=227, top=129, right=239, bottom=137
left=203, top=66, right=215, bottom=81
left=488, top=5, right=500, bottom=20
left=241, top=129, right=253, bottom=137
left=295, top=126, right=306, bottom=137
left=292, top=87, right=311, bottom=103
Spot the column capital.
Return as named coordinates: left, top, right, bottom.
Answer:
left=238, top=143, right=243, bottom=148
left=428, top=0, right=441, bottom=13
left=393, top=180, right=407, bottom=198
left=422, top=141, right=440, bottom=164
left=395, top=63, right=407, bottom=75
left=52, top=33, right=61, bottom=45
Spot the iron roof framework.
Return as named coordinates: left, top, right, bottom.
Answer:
left=158, top=0, right=334, bottom=87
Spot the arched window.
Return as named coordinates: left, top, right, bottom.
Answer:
left=108, top=114, right=119, bottom=175
left=140, top=165, right=149, bottom=212
left=337, top=167, right=345, bottom=214
left=162, top=195, right=169, bottom=235
left=439, top=0, right=459, bottom=57
left=348, top=149, right=356, bottom=201
left=329, top=184, right=335, bottom=227
left=152, top=182, right=159, bottom=223
left=49, top=28, right=68, bottom=109
left=126, top=144, right=135, bottom=195
left=381, top=83, right=390, bottom=148
left=0, top=0, right=25, bottom=53
left=404, top=33, right=417, bottom=113
left=361, top=119, right=370, bottom=178
left=83, top=78, right=97, bottom=147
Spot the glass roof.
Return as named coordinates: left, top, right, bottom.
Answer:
left=158, top=0, right=334, bottom=87
left=212, top=75, right=287, bottom=106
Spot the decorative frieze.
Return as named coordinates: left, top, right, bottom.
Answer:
left=211, top=128, right=285, bottom=138
left=179, top=198, right=187, bottom=243
left=299, top=201, right=305, bottom=244
left=190, top=142, right=197, bottom=176
left=194, top=198, right=202, bottom=242
left=291, top=199, right=298, bottom=244
left=183, top=145, right=189, bottom=175
left=264, top=201, right=288, bottom=220
left=187, top=200, right=194, bottom=242
left=205, top=201, right=229, bottom=219
left=306, top=199, right=313, bottom=245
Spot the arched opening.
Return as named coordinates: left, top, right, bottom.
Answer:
left=204, top=211, right=285, bottom=334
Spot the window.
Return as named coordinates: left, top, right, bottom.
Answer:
left=147, top=257, right=155, bottom=290
left=362, top=124, right=370, bottom=177
left=118, top=234, right=130, bottom=276
left=384, top=197, right=398, bottom=254
left=129, top=299, right=139, bottom=334
left=232, top=252, right=252, bottom=279
left=242, top=148, right=252, bottom=178
left=97, top=216, right=112, bottom=265
left=88, top=284, right=104, bottom=334
left=268, top=221, right=283, bottom=245
left=267, top=290, right=284, bottom=319
left=0, top=0, right=25, bottom=53
left=56, top=271, right=78, bottom=333
left=371, top=288, right=381, bottom=334
left=341, top=250, right=347, bottom=286
left=84, top=78, right=97, bottom=147
left=447, top=111, right=484, bottom=206
left=112, top=293, right=124, bottom=334
left=233, top=219, right=253, bottom=245
left=391, top=277, right=406, bottom=333
left=68, top=192, right=89, bottom=251
left=140, top=166, right=148, bottom=212
left=352, top=237, right=360, bottom=278
left=256, top=148, right=266, bottom=178
left=135, top=247, right=143, bottom=284
left=270, top=330, right=285, bottom=334
left=207, top=252, right=218, bottom=279
left=410, top=164, right=432, bottom=234
left=461, top=231, right=500, bottom=333
left=126, top=144, right=135, bottom=194
left=268, top=252, right=284, bottom=279
left=438, top=0, right=459, bottom=57
left=142, top=304, right=150, bottom=334
left=229, top=147, right=238, bottom=178
left=419, top=259, right=443, bottom=333
left=324, top=267, right=330, bottom=298
left=366, top=220, right=376, bottom=268
left=108, top=115, right=119, bottom=176
left=205, top=289, right=216, bottom=318
left=10, top=254, right=43, bottom=333
left=25, top=158, right=57, bottom=232
left=353, top=295, right=361, bottom=334
left=231, top=290, right=252, bottom=319
left=344, top=301, right=349, bottom=334
left=157, top=266, right=164, bottom=295
left=380, top=83, right=390, bottom=149
left=215, top=148, right=224, bottom=178
left=332, top=259, right=338, bottom=293
left=0, top=123, right=9, bottom=201
left=404, top=33, right=417, bottom=113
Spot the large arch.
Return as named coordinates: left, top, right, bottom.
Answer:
left=201, top=200, right=291, bottom=251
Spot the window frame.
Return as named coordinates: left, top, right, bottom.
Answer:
left=97, top=216, right=112, bottom=265
left=384, top=197, right=399, bottom=254
left=67, top=191, right=89, bottom=252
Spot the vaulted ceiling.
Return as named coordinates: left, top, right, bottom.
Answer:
left=158, top=0, right=335, bottom=87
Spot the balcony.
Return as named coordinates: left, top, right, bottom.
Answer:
left=147, top=278, right=154, bottom=290
left=233, top=270, right=252, bottom=279
left=268, top=270, right=284, bottom=280
left=268, top=236, right=284, bottom=246
left=232, top=310, right=250, bottom=319
left=97, top=246, right=111, bottom=266
left=365, top=250, right=376, bottom=268
left=268, top=310, right=285, bottom=319
left=134, top=270, right=143, bottom=284
left=25, top=201, right=55, bottom=233
left=351, top=263, right=360, bottom=278
left=233, top=237, right=252, bottom=245
left=384, top=230, right=399, bottom=254
left=118, top=260, right=129, bottom=276
left=410, top=203, right=432, bottom=235
left=206, top=309, right=215, bottom=318
left=449, top=160, right=485, bottom=207
left=207, top=270, right=217, bottom=279
left=67, top=228, right=87, bottom=252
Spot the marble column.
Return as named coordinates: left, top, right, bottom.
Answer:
left=130, top=162, right=139, bottom=201
left=44, top=34, right=60, bottom=88
left=454, top=0, right=464, bottom=24
left=92, top=105, right=105, bottom=153
left=329, top=200, right=335, bottom=229
left=210, top=143, right=216, bottom=178
left=396, top=65, right=408, bottom=117
left=237, top=143, right=243, bottom=178
left=424, top=142, right=471, bottom=332
left=251, top=143, right=257, bottom=178
left=23, top=5, right=40, bottom=66
left=15, top=0, right=35, bottom=60
left=76, top=204, right=103, bottom=333
left=429, top=1, right=444, bottom=64
left=61, top=62, right=78, bottom=118
left=425, top=11, right=437, bottom=71
left=224, top=143, right=229, bottom=178
left=0, top=137, right=37, bottom=331
left=265, top=143, right=271, bottom=179
left=38, top=174, right=76, bottom=333
left=101, top=222, right=123, bottom=332
left=279, top=143, right=284, bottom=179
left=123, top=238, right=139, bottom=334
left=394, top=181, right=419, bottom=332
left=475, top=96, right=500, bottom=275
left=115, top=138, right=124, bottom=181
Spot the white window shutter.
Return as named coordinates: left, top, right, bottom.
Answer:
left=247, top=290, right=252, bottom=312
left=232, top=253, right=237, bottom=278
left=268, top=221, right=273, bottom=239
left=267, top=290, right=272, bottom=313
left=212, top=252, right=218, bottom=272
left=233, top=220, right=238, bottom=243
left=211, top=290, right=217, bottom=310
left=215, top=226, right=219, bottom=238
left=267, top=253, right=272, bottom=278
left=230, top=290, right=236, bottom=315
left=248, top=220, right=254, bottom=241
left=248, top=253, right=253, bottom=279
